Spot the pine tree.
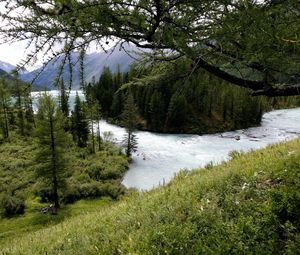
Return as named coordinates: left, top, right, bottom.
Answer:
left=71, top=93, right=89, bottom=147
left=110, top=92, right=123, bottom=118
left=0, top=79, right=11, bottom=139
left=59, top=79, right=69, bottom=118
left=35, top=94, right=69, bottom=212
left=96, top=66, right=114, bottom=113
left=121, top=93, right=138, bottom=157
left=13, top=79, right=25, bottom=136
left=166, top=93, right=188, bottom=130
left=23, top=85, right=35, bottom=133
left=86, top=101, right=102, bottom=153
left=149, top=90, right=165, bottom=131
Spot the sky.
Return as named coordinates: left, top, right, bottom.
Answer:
left=0, top=2, right=32, bottom=67
left=0, top=3, right=112, bottom=70
left=0, top=39, right=116, bottom=71
left=0, top=41, right=32, bottom=66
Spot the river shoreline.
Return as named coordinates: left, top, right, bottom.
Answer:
left=31, top=91, right=300, bottom=191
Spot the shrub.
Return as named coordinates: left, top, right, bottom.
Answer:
left=62, top=185, right=80, bottom=204
left=0, top=194, right=25, bottom=217
left=35, top=187, right=52, bottom=203
left=103, top=181, right=126, bottom=199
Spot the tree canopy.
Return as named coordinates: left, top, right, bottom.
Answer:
left=0, top=0, right=299, bottom=96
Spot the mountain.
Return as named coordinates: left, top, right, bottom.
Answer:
left=0, top=68, right=7, bottom=76
left=20, top=44, right=139, bottom=89
left=0, top=60, right=16, bottom=73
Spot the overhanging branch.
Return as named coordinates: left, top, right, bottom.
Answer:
left=194, top=57, right=300, bottom=97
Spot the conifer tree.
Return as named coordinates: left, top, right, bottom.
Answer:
left=59, top=79, right=69, bottom=118
left=35, top=94, right=68, bottom=212
left=149, top=91, right=165, bottom=131
left=121, top=93, right=138, bottom=157
left=166, top=93, right=188, bottom=129
left=95, top=104, right=102, bottom=151
left=0, top=79, right=11, bottom=139
left=71, top=93, right=89, bottom=147
left=23, top=85, right=35, bottom=133
left=13, top=80, right=25, bottom=136
left=86, top=102, right=102, bottom=153
left=95, top=66, right=114, bottom=113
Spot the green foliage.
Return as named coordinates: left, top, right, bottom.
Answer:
left=94, top=66, right=115, bottom=113
left=0, top=198, right=113, bottom=245
left=59, top=79, right=69, bottom=118
left=2, top=0, right=300, bottom=96
left=1, top=138, right=300, bottom=254
left=167, top=93, right=188, bottom=129
left=0, top=194, right=25, bottom=217
left=0, top=130, right=128, bottom=218
left=95, top=60, right=299, bottom=134
left=71, top=93, right=89, bottom=147
left=35, top=94, right=69, bottom=209
left=0, top=79, right=11, bottom=140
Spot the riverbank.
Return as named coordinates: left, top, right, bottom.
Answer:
left=30, top=91, right=300, bottom=190
left=1, top=137, right=300, bottom=254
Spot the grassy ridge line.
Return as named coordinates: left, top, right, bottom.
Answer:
left=1, top=138, right=300, bottom=254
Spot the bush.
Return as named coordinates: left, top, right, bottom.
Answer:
left=62, top=185, right=80, bottom=204
left=103, top=181, right=126, bottom=199
left=0, top=194, right=25, bottom=217
left=34, top=186, right=52, bottom=203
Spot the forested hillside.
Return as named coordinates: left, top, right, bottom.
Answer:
left=86, top=60, right=300, bottom=134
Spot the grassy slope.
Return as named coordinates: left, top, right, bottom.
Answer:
left=0, top=198, right=112, bottom=245
left=1, top=138, right=300, bottom=254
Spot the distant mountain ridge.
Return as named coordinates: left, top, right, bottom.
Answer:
left=0, top=60, right=16, bottom=73
left=20, top=44, right=138, bottom=90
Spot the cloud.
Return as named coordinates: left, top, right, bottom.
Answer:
left=0, top=41, right=30, bottom=66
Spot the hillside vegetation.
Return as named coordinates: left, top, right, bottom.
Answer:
left=1, top=138, right=300, bottom=254
left=0, top=133, right=128, bottom=203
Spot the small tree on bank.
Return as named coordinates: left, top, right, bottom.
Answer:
left=121, top=93, right=139, bottom=157
left=35, top=94, right=68, bottom=213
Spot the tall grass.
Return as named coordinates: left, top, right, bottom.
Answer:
left=1, top=138, right=300, bottom=254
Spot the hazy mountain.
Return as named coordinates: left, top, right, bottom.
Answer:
left=20, top=44, right=139, bottom=90
left=0, top=60, right=16, bottom=73
left=0, top=68, right=7, bottom=76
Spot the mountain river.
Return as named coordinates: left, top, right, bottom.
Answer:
left=32, top=91, right=300, bottom=190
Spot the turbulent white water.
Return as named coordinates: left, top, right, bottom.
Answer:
left=99, top=108, right=300, bottom=190
left=31, top=91, right=300, bottom=190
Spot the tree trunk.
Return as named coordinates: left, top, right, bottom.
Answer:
left=1, top=96, right=9, bottom=139
left=17, top=91, right=25, bottom=136
left=49, top=115, right=59, bottom=212
left=3, top=101, right=9, bottom=138
left=91, top=120, right=95, bottom=153
left=127, top=130, right=131, bottom=157
left=97, top=120, right=101, bottom=151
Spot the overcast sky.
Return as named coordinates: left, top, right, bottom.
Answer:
left=0, top=41, right=32, bottom=66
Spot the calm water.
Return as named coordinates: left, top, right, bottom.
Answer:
left=32, top=91, right=300, bottom=190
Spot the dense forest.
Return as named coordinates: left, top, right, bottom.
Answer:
left=85, top=60, right=300, bottom=134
